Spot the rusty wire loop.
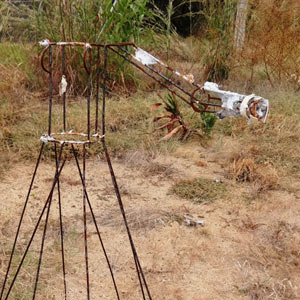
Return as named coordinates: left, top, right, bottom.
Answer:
left=40, top=47, right=50, bottom=74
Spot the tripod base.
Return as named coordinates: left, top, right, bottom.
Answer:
left=0, top=141, right=152, bottom=300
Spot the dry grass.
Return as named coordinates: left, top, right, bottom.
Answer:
left=213, top=85, right=300, bottom=181
left=234, top=219, right=300, bottom=300
left=1, top=23, right=300, bottom=300
left=239, top=0, right=300, bottom=87
left=122, top=150, right=178, bottom=178
left=227, top=150, right=278, bottom=192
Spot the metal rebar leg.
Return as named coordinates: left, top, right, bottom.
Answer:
left=71, top=145, right=120, bottom=300
left=102, top=140, right=152, bottom=300
left=100, top=45, right=151, bottom=299
left=32, top=143, right=65, bottom=299
left=0, top=143, right=44, bottom=300
left=82, top=144, right=90, bottom=300
left=102, top=46, right=108, bottom=136
left=32, top=181, right=54, bottom=299
left=95, top=47, right=101, bottom=133
left=4, top=154, right=66, bottom=300
left=100, top=46, right=151, bottom=299
left=55, top=144, right=67, bottom=300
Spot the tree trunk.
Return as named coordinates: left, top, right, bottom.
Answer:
left=234, top=0, right=249, bottom=49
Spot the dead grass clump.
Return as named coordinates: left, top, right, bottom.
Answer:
left=227, top=149, right=278, bottom=193
left=0, top=65, right=33, bottom=128
left=123, top=150, right=178, bottom=178
left=97, top=207, right=179, bottom=233
left=231, top=157, right=257, bottom=183
left=170, top=178, right=226, bottom=203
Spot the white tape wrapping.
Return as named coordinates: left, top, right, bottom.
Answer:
left=134, top=48, right=159, bottom=66
left=240, top=94, right=255, bottom=119
left=59, top=75, right=68, bottom=96
left=39, top=39, right=50, bottom=48
left=203, top=82, right=269, bottom=122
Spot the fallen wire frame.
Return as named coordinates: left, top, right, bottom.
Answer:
left=38, top=40, right=223, bottom=135
left=1, top=39, right=269, bottom=300
left=38, top=40, right=268, bottom=126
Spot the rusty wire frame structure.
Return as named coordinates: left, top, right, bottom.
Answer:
left=0, top=41, right=222, bottom=300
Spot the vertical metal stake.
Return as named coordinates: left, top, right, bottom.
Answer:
left=62, top=46, right=66, bottom=132
left=87, top=49, right=92, bottom=140
left=48, top=45, right=53, bottom=135
left=102, top=46, right=108, bottom=136
left=95, top=47, right=100, bottom=133
left=55, top=144, right=67, bottom=300
left=82, top=144, right=90, bottom=299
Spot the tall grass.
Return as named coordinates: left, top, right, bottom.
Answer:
left=32, top=0, right=150, bottom=44
left=150, top=0, right=178, bottom=64
left=0, top=2, right=34, bottom=42
left=30, top=0, right=152, bottom=89
left=149, top=0, right=237, bottom=81
left=197, top=0, right=237, bottom=82
left=238, top=0, right=300, bottom=87
left=0, top=0, right=153, bottom=90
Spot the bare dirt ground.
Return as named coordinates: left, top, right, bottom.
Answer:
left=1, top=139, right=300, bottom=300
